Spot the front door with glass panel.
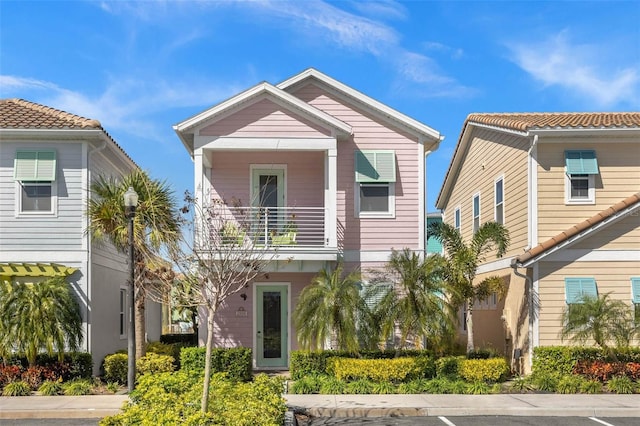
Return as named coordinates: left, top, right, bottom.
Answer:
left=251, top=168, right=285, bottom=241
left=256, top=285, right=288, bottom=368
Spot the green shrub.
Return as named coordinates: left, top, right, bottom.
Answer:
left=63, top=378, right=93, bottom=395
left=103, top=353, right=128, bottom=384
left=580, top=379, right=602, bottom=394
left=136, top=353, right=175, bottom=376
left=466, top=381, right=491, bottom=394
left=101, top=372, right=286, bottom=426
left=508, top=376, right=534, bottom=393
left=556, top=375, right=583, bottom=394
left=372, top=381, right=395, bottom=394
left=435, top=356, right=463, bottom=379
left=467, top=348, right=500, bottom=359
left=38, top=380, right=62, bottom=396
left=606, top=376, right=635, bottom=394
left=532, top=373, right=559, bottom=392
left=459, top=358, right=510, bottom=383
left=328, top=357, right=420, bottom=383
left=180, top=347, right=252, bottom=382
left=106, top=382, right=120, bottom=393
left=414, top=355, right=436, bottom=379
left=2, top=352, right=93, bottom=380
left=147, top=341, right=186, bottom=368
left=2, top=380, right=31, bottom=396
left=160, top=333, right=197, bottom=346
left=289, top=375, right=322, bottom=394
left=319, top=376, right=346, bottom=394
left=345, top=378, right=374, bottom=394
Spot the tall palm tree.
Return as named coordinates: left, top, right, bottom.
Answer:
left=86, top=170, right=180, bottom=359
left=560, top=293, right=634, bottom=360
left=0, top=277, right=83, bottom=366
left=372, top=249, right=455, bottom=351
left=428, top=221, right=509, bottom=353
left=293, top=264, right=365, bottom=352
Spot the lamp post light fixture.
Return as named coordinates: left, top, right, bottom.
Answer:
left=123, top=186, right=139, bottom=392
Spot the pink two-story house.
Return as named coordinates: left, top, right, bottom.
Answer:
left=174, top=69, right=442, bottom=368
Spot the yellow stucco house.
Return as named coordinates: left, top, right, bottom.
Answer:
left=436, top=113, right=640, bottom=374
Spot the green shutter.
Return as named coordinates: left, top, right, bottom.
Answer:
left=565, top=277, right=597, bottom=304
left=631, top=278, right=640, bottom=304
left=355, top=150, right=396, bottom=182
left=14, top=150, right=57, bottom=181
left=565, top=150, right=598, bottom=175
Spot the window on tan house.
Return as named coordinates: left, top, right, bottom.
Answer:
left=454, top=207, right=461, bottom=231
left=632, top=277, right=640, bottom=324
left=472, top=193, right=480, bottom=233
left=565, top=150, right=598, bottom=204
left=565, top=277, right=598, bottom=304
left=14, top=150, right=57, bottom=214
left=494, top=177, right=504, bottom=224
left=355, top=150, right=396, bottom=218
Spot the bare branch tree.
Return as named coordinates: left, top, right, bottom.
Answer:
left=165, top=192, right=281, bottom=413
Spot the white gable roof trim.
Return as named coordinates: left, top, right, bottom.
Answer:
left=278, top=68, right=442, bottom=143
left=173, top=81, right=352, bottom=154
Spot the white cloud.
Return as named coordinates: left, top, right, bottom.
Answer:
left=350, top=0, right=408, bottom=21
left=423, top=42, right=464, bottom=60
left=506, top=31, right=639, bottom=108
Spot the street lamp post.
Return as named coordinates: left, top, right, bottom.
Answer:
left=123, top=186, right=139, bottom=392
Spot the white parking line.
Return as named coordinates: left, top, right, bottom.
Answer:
left=589, top=417, right=616, bottom=426
left=438, top=416, right=457, bottom=426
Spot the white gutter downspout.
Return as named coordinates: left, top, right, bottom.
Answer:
left=527, top=134, right=538, bottom=249
left=511, top=260, right=536, bottom=373
left=84, top=137, right=108, bottom=354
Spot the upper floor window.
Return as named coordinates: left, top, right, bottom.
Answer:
left=454, top=207, right=461, bottom=231
left=632, top=277, right=640, bottom=323
left=355, top=150, right=396, bottom=218
left=494, top=177, right=504, bottom=224
left=14, top=150, right=57, bottom=215
left=472, top=193, right=480, bottom=233
left=564, top=277, right=597, bottom=304
left=565, top=150, right=598, bottom=204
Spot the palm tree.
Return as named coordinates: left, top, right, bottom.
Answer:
left=371, top=248, right=455, bottom=351
left=293, top=264, right=365, bottom=352
left=428, top=221, right=510, bottom=353
left=0, top=277, right=83, bottom=366
left=560, top=293, right=634, bottom=360
left=86, top=170, right=180, bottom=359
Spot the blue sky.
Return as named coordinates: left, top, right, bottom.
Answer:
left=1, top=0, right=638, bottom=210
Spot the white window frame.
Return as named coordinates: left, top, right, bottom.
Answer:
left=565, top=173, right=595, bottom=205
left=119, top=287, right=127, bottom=339
left=472, top=192, right=481, bottom=233
left=454, top=206, right=461, bottom=231
left=494, top=176, right=504, bottom=225
left=355, top=181, right=395, bottom=218
left=15, top=180, right=58, bottom=217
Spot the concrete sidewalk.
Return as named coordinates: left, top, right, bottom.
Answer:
left=1, top=393, right=639, bottom=420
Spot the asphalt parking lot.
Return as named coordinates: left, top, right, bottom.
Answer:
left=303, top=417, right=640, bottom=426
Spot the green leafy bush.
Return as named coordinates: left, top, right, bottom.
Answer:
left=103, top=353, right=128, bottom=385
left=101, top=372, right=286, bottom=426
left=435, top=356, right=463, bottom=379
left=147, top=341, right=186, bottom=368
left=328, top=357, right=420, bottom=383
left=580, top=379, right=602, bottom=394
left=466, top=381, right=491, bottom=394
left=38, top=380, right=62, bottom=396
left=180, top=347, right=252, bottom=382
left=345, top=378, right=374, bottom=394
left=1, top=352, right=92, bottom=380
left=289, top=375, right=322, bottom=394
left=606, top=376, right=635, bottom=394
left=459, top=358, right=510, bottom=383
left=508, top=376, right=534, bottom=393
left=136, top=353, right=175, bottom=376
left=532, top=373, right=559, bottom=392
left=63, top=378, right=93, bottom=395
left=372, top=381, right=396, bottom=394
left=556, top=375, right=583, bottom=394
left=160, top=333, right=198, bottom=346
left=2, top=380, right=31, bottom=396
left=319, top=376, right=346, bottom=394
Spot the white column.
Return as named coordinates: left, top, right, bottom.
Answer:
left=325, top=148, right=338, bottom=248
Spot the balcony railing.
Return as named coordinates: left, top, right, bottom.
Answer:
left=207, top=206, right=328, bottom=248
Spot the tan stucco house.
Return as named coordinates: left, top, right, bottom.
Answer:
left=436, top=112, right=640, bottom=373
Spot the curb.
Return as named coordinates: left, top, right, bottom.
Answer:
left=0, top=409, right=121, bottom=420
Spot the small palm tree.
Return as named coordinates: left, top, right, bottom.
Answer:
left=0, top=277, right=82, bottom=366
left=371, top=248, right=455, bottom=350
left=560, top=293, right=634, bottom=360
left=293, top=264, right=365, bottom=352
left=428, top=221, right=510, bottom=353
left=87, top=170, right=180, bottom=359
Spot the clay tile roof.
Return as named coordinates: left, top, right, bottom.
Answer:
left=516, top=192, right=640, bottom=265
left=0, top=98, right=103, bottom=129
left=467, top=112, right=640, bottom=132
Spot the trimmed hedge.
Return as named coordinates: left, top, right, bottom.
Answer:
left=1, top=352, right=92, bottom=380
left=103, top=353, right=128, bottom=384
left=459, top=358, right=510, bottom=383
left=160, top=333, right=197, bottom=346
left=532, top=346, right=640, bottom=379
left=289, top=349, right=433, bottom=380
left=327, top=357, right=421, bottom=383
left=180, top=347, right=252, bottom=382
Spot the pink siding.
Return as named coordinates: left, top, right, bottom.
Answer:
left=200, top=98, right=331, bottom=138
left=211, top=272, right=315, bottom=352
left=291, top=83, right=422, bottom=250
left=209, top=151, right=325, bottom=208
